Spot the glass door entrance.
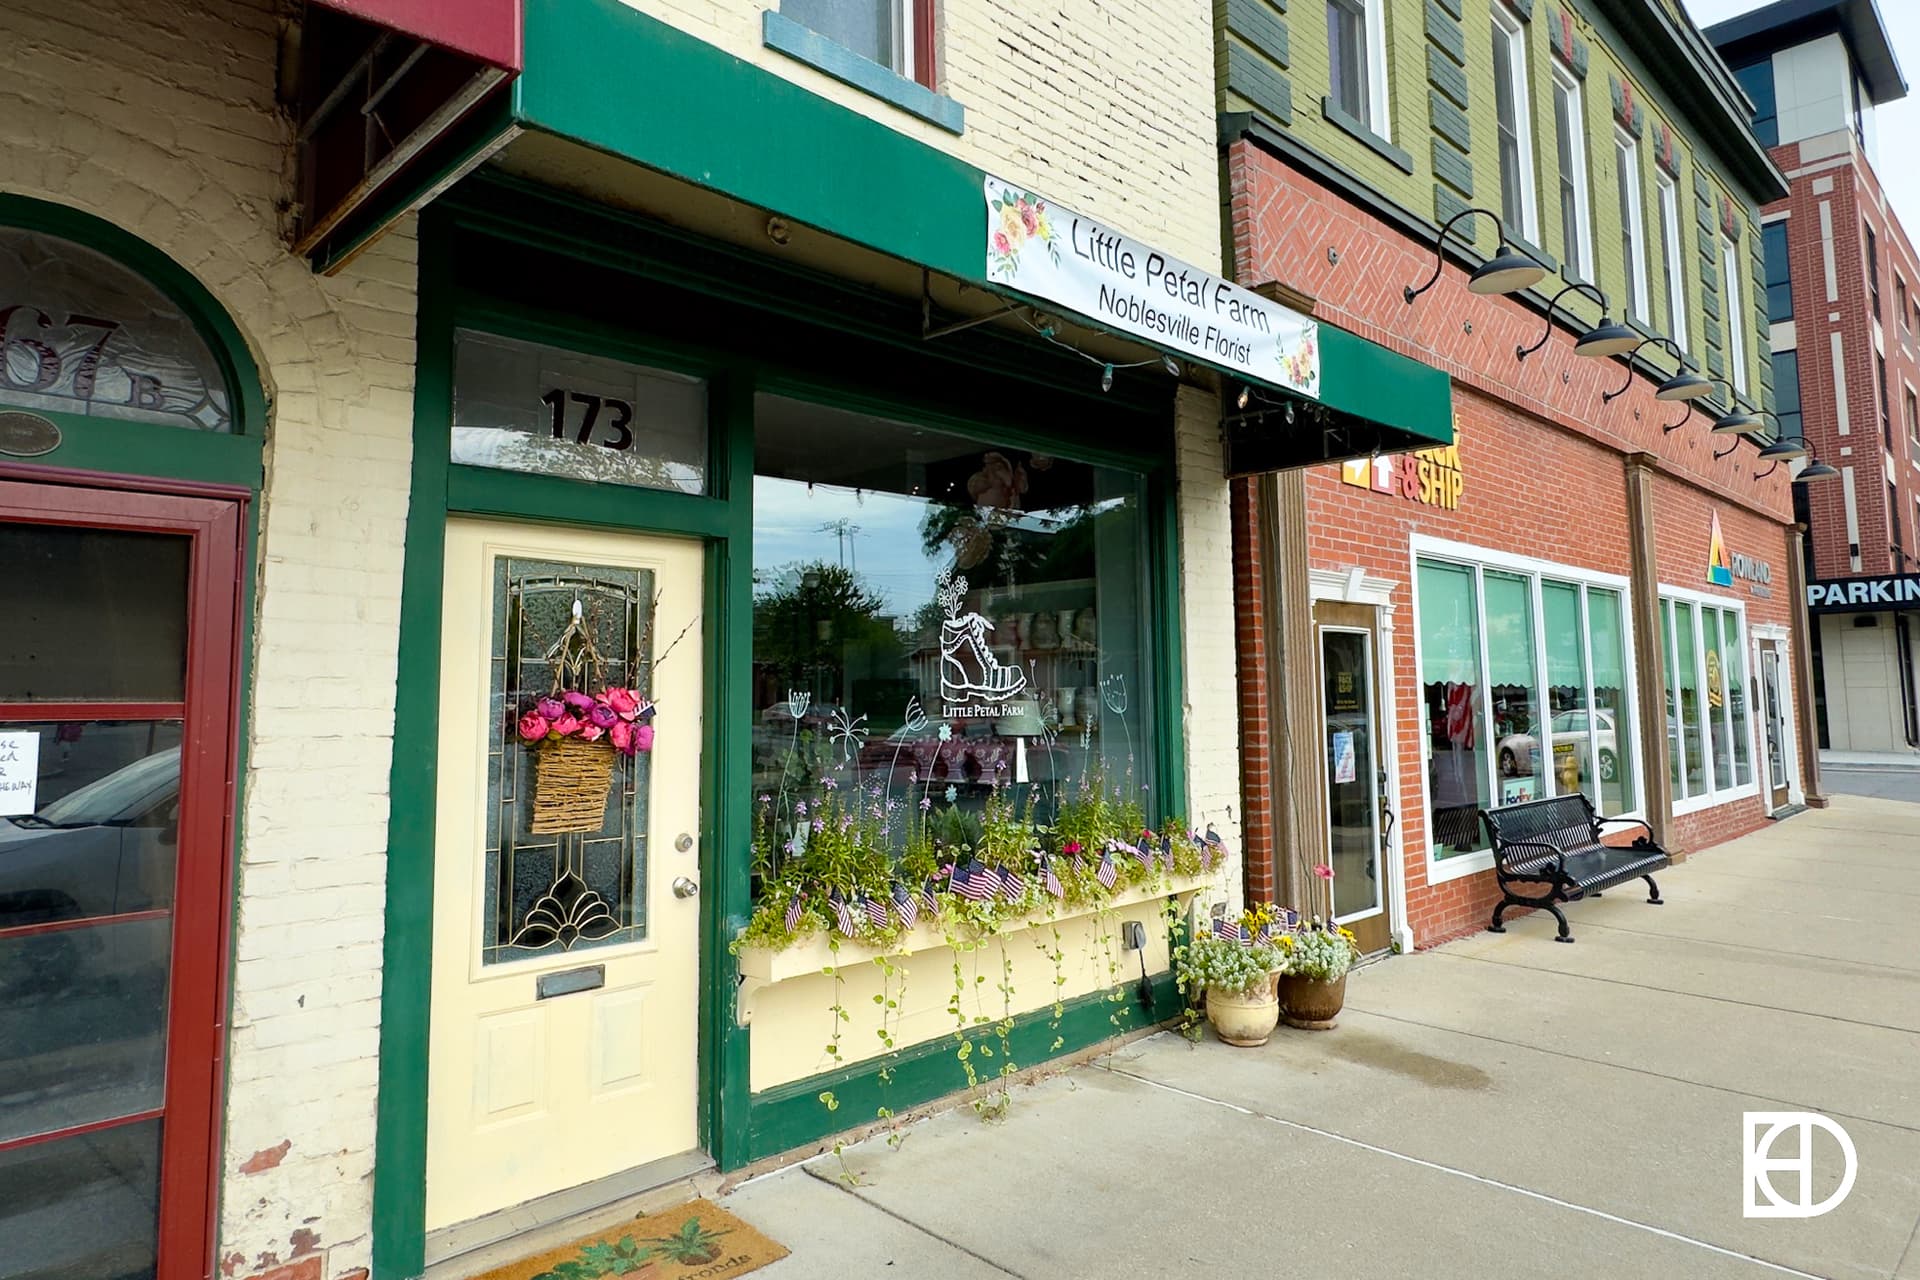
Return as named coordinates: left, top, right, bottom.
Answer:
left=0, top=481, right=243, bottom=1280
left=1318, top=606, right=1391, bottom=955
left=1760, top=643, right=1790, bottom=811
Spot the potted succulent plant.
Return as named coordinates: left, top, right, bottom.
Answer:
left=1274, top=921, right=1361, bottom=1029
left=1177, top=931, right=1285, bottom=1046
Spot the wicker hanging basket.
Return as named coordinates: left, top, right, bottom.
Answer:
left=530, top=735, right=617, bottom=834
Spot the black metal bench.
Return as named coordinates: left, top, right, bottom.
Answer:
left=1481, top=794, right=1671, bottom=943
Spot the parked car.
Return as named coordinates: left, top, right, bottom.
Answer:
left=1497, top=710, right=1619, bottom=784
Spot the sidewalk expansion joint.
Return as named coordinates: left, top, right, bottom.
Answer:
left=1104, top=1065, right=1833, bottom=1280
left=798, top=1160, right=1028, bottom=1278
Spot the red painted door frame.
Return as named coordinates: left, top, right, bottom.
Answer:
left=0, top=469, right=248, bottom=1280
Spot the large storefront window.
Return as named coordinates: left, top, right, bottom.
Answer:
left=1663, top=593, right=1755, bottom=805
left=1416, top=545, right=1642, bottom=860
left=749, top=396, right=1154, bottom=879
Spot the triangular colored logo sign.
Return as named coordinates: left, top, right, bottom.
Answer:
left=1707, top=511, right=1733, bottom=587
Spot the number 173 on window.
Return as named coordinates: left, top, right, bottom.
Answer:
left=540, top=388, right=635, bottom=451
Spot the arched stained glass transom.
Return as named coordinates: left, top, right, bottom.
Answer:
left=0, top=227, right=235, bottom=432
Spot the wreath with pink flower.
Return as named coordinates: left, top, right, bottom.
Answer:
left=516, top=687, right=656, bottom=757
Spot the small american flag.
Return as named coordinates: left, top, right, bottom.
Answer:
left=893, top=882, right=918, bottom=930
left=1131, top=837, right=1154, bottom=870
left=864, top=894, right=891, bottom=929
left=1096, top=851, right=1118, bottom=889
left=951, top=860, right=993, bottom=902
left=1040, top=855, right=1064, bottom=898
left=1251, top=923, right=1272, bottom=946
left=998, top=866, right=1025, bottom=901
left=828, top=891, right=857, bottom=935
left=1159, top=834, right=1174, bottom=872
left=920, top=879, right=941, bottom=918
left=1277, top=906, right=1301, bottom=929
left=1213, top=917, right=1243, bottom=942
left=1202, top=826, right=1227, bottom=869
left=784, top=893, right=805, bottom=932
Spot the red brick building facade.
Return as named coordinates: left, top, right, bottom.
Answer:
left=1227, top=143, right=1812, bottom=947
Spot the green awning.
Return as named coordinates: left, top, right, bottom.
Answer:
left=512, top=0, right=1453, bottom=463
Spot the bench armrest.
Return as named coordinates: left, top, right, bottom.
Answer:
left=1596, top=815, right=1656, bottom=845
left=1489, top=837, right=1566, bottom=878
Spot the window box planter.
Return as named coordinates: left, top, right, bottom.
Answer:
left=734, top=872, right=1213, bottom=1093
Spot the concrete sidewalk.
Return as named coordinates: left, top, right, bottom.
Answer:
left=722, top=795, right=1920, bottom=1280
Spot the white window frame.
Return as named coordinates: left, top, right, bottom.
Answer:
left=1326, top=0, right=1395, bottom=139
left=1616, top=128, right=1650, bottom=323
left=1658, top=584, right=1760, bottom=814
left=1723, top=235, right=1749, bottom=395
left=1409, top=534, right=1645, bottom=885
left=1550, top=66, right=1592, bottom=281
left=1490, top=4, right=1540, bottom=244
left=1656, top=169, right=1688, bottom=350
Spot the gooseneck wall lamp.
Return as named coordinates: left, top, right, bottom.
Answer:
left=1665, top=375, right=1758, bottom=435
left=1601, top=336, right=1713, bottom=404
left=1516, top=281, right=1639, bottom=361
left=1402, top=207, right=1549, bottom=304
left=1713, top=408, right=1784, bottom=459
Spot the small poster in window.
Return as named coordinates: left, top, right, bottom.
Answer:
left=1331, top=731, right=1357, bottom=784
left=1501, top=776, right=1539, bottom=805
left=0, top=731, right=39, bottom=817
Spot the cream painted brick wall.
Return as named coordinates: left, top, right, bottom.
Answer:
left=0, top=3, right=415, bottom=1279
left=626, top=0, right=1221, bottom=267
left=1173, top=385, right=1243, bottom=912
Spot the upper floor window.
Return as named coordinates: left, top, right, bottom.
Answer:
left=1865, top=222, right=1881, bottom=319
left=1656, top=171, right=1687, bottom=348
left=1722, top=235, right=1748, bottom=396
left=779, top=0, right=933, bottom=88
left=1490, top=5, right=1538, bottom=243
left=1899, top=277, right=1910, bottom=336
left=1551, top=68, right=1592, bottom=280
left=1326, top=0, right=1392, bottom=138
left=0, top=226, right=235, bottom=432
left=1732, top=59, right=1778, bottom=148
left=1905, top=382, right=1917, bottom=448
left=1775, top=349, right=1802, bottom=441
left=1615, top=131, right=1649, bottom=323
left=1762, top=221, right=1792, bottom=323
left=1878, top=353, right=1891, bottom=447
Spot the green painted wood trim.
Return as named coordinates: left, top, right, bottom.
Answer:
left=706, top=373, right=757, bottom=1170
left=742, top=970, right=1184, bottom=1161
left=0, top=409, right=262, bottom=488
left=0, top=194, right=268, bottom=438
left=514, top=0, right=981, bottom=280
left=1321, top=99, right=1414, bottom=174
left=760, top=10, right=963, bottom=135
left=371, top=212, right=455, bottom=1280
left=446, top=467, right=732, bottom=539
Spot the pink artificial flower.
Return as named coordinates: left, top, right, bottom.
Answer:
left=608, top=720, right=634, bottom=754
left=579, top=723, right=605, bottom=742
left=517, top=711, right=551, bottom=742
left=1063, top=840, right=1083, bottom=856
left=605, top=687, right=639, bottom=719
left=550, top=714, right=583, bottom=737
left=633, top=723, right=655, bottom=752
left=587, top=702, right=619, bottom=729
left=562, top=691, right=595, bottom=713
left=1311, top=864, right=1335, bottom=880
left=535, top=696, right=566, bottom=722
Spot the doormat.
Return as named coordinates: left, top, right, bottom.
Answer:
left=473, top=1199, right=787, bottom=1280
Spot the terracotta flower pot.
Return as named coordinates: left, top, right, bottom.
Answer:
left=1205, top=977, right=1280, bottom=1046
left=1277, top=972, right=1347, bottom=1030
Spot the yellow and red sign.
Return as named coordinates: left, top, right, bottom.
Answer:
left=1340, top=444, right=1464, bottom=510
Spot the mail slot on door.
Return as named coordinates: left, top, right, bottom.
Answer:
left=536, top=965, right=606, bottom=999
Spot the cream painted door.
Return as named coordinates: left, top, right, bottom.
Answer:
left=427, top=518, right=704, bottom=1231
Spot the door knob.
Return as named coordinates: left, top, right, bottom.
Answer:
left=672, top=876, right=699, bottom=899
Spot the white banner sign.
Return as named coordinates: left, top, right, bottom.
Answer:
left=984, top=175, right=1321, bottom=398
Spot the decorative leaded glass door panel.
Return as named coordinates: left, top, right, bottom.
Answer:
left=427, top=520, right=704, bottom=1233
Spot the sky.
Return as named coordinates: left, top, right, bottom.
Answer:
left=1685, top=0, right=1920, bottom=234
